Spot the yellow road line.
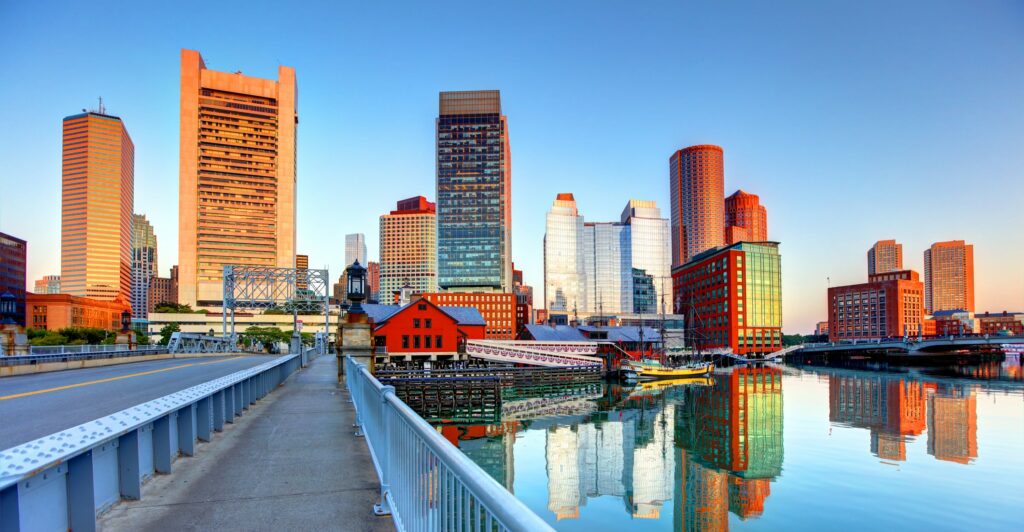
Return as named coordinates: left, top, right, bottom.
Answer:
left=0, top=357, right=240, bottom=401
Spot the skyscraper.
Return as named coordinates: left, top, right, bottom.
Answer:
left=924, top=240, right=975, bottom=314
left=724, top=190, right=768, bottom=245
left=669, top=145, right=724, bottom=265
left=436, top=90, right=512, bottom=292
left=0, top=232, right=27, bottom=326
left=583, top=222, right=632, bottom=315
left=379, top=197, right=437, bottom=298
left=295, top=254, right=308, bottom=290
left=61, top=110, right=134, bottom=303
left=544, top=193, right=586, bottom=313
left=131, top=214, right=158, bottom=320
left=178, top=49, right=297, bottom=307
left=868, top=239, right=903, bottom=276
left=33, top=275, right=61, bottom=295
left=345, top=233, right=367, bottom=266
left=621, top=200, right=671, bottom=314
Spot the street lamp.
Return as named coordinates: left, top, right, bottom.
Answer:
left=120, top=310, right=132, bottom=333
left=346, top=260, right=367, bottom=315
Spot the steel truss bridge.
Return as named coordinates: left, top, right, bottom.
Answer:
left=222, top=265, right=331, bottom=340
left=795, top=335, right=1024, bottom=355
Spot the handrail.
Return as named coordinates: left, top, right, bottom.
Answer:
left=0, top=346, right=170, bottom=366
left=345, top=356, right=553, bottom=532
left=0, top=354, right=301, bottom=531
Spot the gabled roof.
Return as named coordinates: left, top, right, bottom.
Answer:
left=522, top=324, right=586, bottom=341
left=362, top=301, right=485, bottom=327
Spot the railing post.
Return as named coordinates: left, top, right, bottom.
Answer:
left=374, top=385, right=395, bottom=517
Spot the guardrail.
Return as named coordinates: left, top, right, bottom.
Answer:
left=0, top=346, right=171, bottom=367
left=0, top=354, right=301, bottom=531
left=345, top=356, right=553, bottom=532
left=27, top=344, right=163, bottom=355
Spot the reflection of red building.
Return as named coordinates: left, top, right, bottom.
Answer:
left=928, top=388, right=978, bottom=464
left=422, top=292, right=516, bottom=339
left=828, top=375, right=926, bottom=461
left=729, top=476, right=771, bottom=519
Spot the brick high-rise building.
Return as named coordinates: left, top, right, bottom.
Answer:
left=827, top=270, right=925, bottom=341
left=669, top=145, right=724, bottom=265
left=379, top=196, right=437, bottom=299
left=367, top=261, right=380, bottom=302
left=178, top=49, right=297, bottom=307
left=724, top=190, right=767, bottom=245
left=61, top=110, right=134, bottom=304
left=867, top=239, right=903, bottom=276
left=0, top=232, right=27, bottom=326
left=148, top=276, right=174, bottom=313
left=672, top=242, right=783, bottom=355
left=131, top=214, right=158, bottom=320
left=924, top=240, right=975, bottom=314
left=423, top=292, right=516, bottom=340
left=436, top=90, right=512, bottom=292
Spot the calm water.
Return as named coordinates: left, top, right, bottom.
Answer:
left=444, top=358, right=1024, bottom=531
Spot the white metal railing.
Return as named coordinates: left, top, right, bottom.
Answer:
left=27, top=344, right=165, bottom=355
left=0, top=354, right=301, bottom=531
left=344, top=356, right=553, bottom=532
left=1, top=346, right=170, bottom=366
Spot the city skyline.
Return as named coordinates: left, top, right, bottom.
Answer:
left=2, top=1, right=1022, bottom=332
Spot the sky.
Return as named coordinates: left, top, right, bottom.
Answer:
left=1, top=0, right=1022, bottom=333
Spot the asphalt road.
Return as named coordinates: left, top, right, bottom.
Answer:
left=0, top=355, right=274, bottom=450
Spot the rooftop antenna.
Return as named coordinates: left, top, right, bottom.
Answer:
left=98, top=96, right=105, bottom=115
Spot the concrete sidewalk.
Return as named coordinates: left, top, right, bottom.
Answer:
left=99, top=354, right=393, bottom=531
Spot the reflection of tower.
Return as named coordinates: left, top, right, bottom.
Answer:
left=728, top=477, right=771, bottom=519
left=444, top=425, right=515, bottom=491
left=928, top=385, right=978, bottom=464
left=546, top=426, right=583, bottom=520
left=629, top=404, right=676, bottom=519
left=683, top=451, right=730, bottom=531
left=829, top=375, right=927, bottom=461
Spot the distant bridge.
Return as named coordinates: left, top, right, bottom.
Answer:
left=794, top=335, right=1024, bottom=355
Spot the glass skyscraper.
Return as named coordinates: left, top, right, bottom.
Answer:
left=621, top=200, right=671, bottom=314
left=584, top=222, right=632, bottom=315
left=436, top=90, right=512, bottom=292
left=544, top=194, right=585, bottom=313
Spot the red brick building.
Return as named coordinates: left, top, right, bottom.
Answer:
left=827, top=270, right=925, bottom=341
left=27, top=293, right=131, bottom=331
left=976, top=311, right=1024, bottom=335
left=421, top=292, right=516, bottom=339
left=672, top=242, right=783, bottom=355
left=724, top=190, right=768, bottom=245
left=365, top=299, right=485, bottom=360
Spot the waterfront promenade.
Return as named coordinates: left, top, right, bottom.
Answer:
left=98, top=355, right=392, bottom=531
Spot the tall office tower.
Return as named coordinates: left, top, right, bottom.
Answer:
left=61, top=110, right=134, bottom=303
left=436, top=90, right=512, bottom=292
left=131, top=214, right=158, bottom=320
left=621, top=200, right=671, bottom=314
left=345, top=234, right=367, bottom=266
left=724, top=190, right=768, bottom=245
left=544, top=193, right=586, bottom=313
left=669, top=145, right=724, bottom=265
left=583, top=222, right=632, bottom=315
left=924, top=240, right=975, bottom=314
left=0, top=232, right=27, bottom=326
left=34, top=275, right=62, bottom=295
left=295, top=254, right=308, bottom=290
left=178, top=49, right=297, bottom=307
left=169, top=265, right=179, bottom=305
left=379, top=197, right=437, bottom=298
left=367, top=261, right=380, bottom=301
left=867, top=239, right=903, bottom=276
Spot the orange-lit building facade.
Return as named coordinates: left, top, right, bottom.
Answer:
left=178, top=49, right=297, bottom=307
left=827, top=270, right=925, bottom=341
left=927, top=386, right=978, bottom=464
left=724, top=190, right=767, bottom=245
left=669, top=145, right=724, bottom=265
left=829, top=374, right=927, bottom=461
left=61, top=112, right=134, bottom=304
left=422, top=292, right=516, bottom=339
left=379, top=196, right=437, bottom=298
left=923, top=240, right=974, bottom=314
left=367, top=261, right=380, bottom=301
left=147, top=276, right=174, bottom=313
left=27, top=293, right=131, bottom=331
left=673, top=242, right=783, bottom=355
left=976, top=311, right=1024, bottom=335
left=295, top=254, right=308, bottom=289
left=868, top=239, right=903, bottom=276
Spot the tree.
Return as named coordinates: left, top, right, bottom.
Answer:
left=158, top=323, right=181, bottom=345
left=133, top=327, right=151, bottom=345
left=782, top=333, right=805, bottom=347
left=241, top=326, right=290, bottom=352
left=153, top=302, right=204, bottom=314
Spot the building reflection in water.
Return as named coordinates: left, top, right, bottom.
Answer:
left=440, top=423, right=518, bottom=492
left=827, top=372, right=978, bottom=464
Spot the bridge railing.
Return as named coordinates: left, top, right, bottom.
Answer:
left=344, top=356, right=553, bottom=532
left=0, top=354, right=301, bottom=531
left=0, top=346, right=170, bottom=366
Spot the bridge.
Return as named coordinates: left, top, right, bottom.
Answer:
left=793, top=335, right=1024, bottom=356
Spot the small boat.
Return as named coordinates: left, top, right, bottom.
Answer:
left=619, top=368, right=640, bottom=382
left=626, top=360, right=714, bottom=380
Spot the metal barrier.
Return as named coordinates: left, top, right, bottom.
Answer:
left=0, top=346, right=170, bottom=367
left=0, top=354, right=301, bottom=531
left=344, top=356, right=553, bottom=532
left=167, top=332, right=237, bottom=354
left=28, top=344, right=162, bottom=355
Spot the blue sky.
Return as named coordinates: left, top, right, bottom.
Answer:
left=1, top=0, right=1021, bottom=333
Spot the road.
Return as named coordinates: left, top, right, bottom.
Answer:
left=0, top=355, right=273, bottom=449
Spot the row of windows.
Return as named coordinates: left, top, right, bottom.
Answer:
left=400, top=335, right=443, bottom=349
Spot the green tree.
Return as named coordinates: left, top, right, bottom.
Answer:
left=158, top=323, right=181, bottom=345
left=782, top=333, right=805, bottom=347
left=153, top=302, right=204, bottom=314
left=30, top=331, right=69, bottom=346
left=241, top=326, right=290, bottom=352
left=133, top=327, right=151, bottom=345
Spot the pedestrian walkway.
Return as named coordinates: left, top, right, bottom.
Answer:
left=99, top=354, right=393, bottom=531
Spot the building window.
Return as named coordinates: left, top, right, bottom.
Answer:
left=418, top=303, right=426, bottom=310
left=402, top=335, right=409, bottom=349
left=414, top=335, right=421, bottom=348
left=413, top=318, right=420, bottom=328
left=425, top=335, right=432, bottom=348
left=425, top=318, right=432, bottom=329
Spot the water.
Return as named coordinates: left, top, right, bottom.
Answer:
left=443, top=359, right=1024, bottom=531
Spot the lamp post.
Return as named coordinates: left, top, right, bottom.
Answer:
left=346, top=260, right=367, bottom=318
left=0, top=292, right=16, bottom=325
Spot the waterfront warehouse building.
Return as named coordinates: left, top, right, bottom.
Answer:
left=178, top=49, right=297, bottom=307
left=672, top=242, right=783, bottom=355
left=827, top=270, right=925, bottom=341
